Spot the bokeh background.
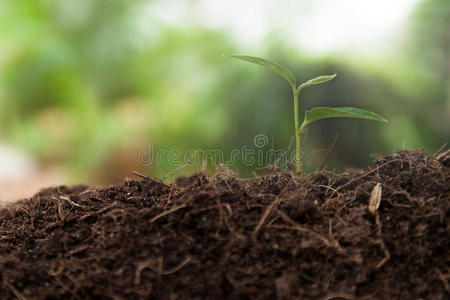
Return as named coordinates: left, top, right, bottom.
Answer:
left=0, top=0, right=449, bottom=202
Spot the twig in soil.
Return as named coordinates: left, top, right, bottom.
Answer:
left=5, top=282, right=27, bottom=300
left=319, top=184, right=343, bottom=209
left=132, top=171, right=168, bottom=186
left=66, top=245, right=90, bottom=257
left=432, top=143, right=447, bottom=154
left=166, top=186, right=175, bottom=205
left=161, top=256, right=192, bottom=275
left=52, top=275, right=81, bottom=300
left=58, top=202, right=65, bottom=222
left=384, top=186, right=419, bottom=204
left=319, top=133, right=339, bottom=172
left=273, top=135, right=295, bottom=167
left=253, top=196, right=283, bottom=235
left=164, top=163, right=189, bottom=181
left=215, top=198, right=225, bottom=236
left=317, top=184, right=341, bottom=197
left=78, top=203, right=117, bottom=221
left=225, top=179, right=234, bottom=193
left=150, top=204, right=187, bottom=223
left=374, top=213, right=390, bottom=268
left=222, top=203, right=235, bottom=233
left=163, top=150, right=201, bottom=181
left=334, top=159, right=402, bottom=194
left=186, top=204, right=232, bottom=216
left=59, top=195, right=83, bottom=208
left=367, top=184, right=390, bottom=268
left=322, top=291, right=354, bottom=300
left=224, top=203, right=233, bottom=216
left=134, top=259, right=163, bottom=284
left=276, top=210, right=341, bottom=249
left=435, top=268, right=449, bottom=292
left=48, top=260, right=65, bottom=276
left=435, top=147, right=450, bottom=162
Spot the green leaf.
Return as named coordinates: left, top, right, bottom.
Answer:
left=301, top=107, right=388, bottom=131
left=298, top=74, right=337, bottom=92
left=224, top=54, right=296, bottom=88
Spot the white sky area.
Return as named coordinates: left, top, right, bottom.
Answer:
left=141, top=0, right=422, bottom=56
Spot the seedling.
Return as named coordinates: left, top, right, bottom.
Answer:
left=224, top=54, right=388, bottom=176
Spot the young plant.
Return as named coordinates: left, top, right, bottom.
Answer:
left=224, top=54, right=388, bottom=176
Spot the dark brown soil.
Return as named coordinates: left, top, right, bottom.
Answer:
left=0, top=149, right=449, bottom=299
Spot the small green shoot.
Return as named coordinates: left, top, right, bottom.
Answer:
left=224, top=54, right=388, bottom=176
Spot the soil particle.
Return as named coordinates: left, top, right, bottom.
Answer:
left=0, top=149, right=449, bottom=299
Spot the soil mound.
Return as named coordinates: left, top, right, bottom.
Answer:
left=0, top=149, right=449, bottom=299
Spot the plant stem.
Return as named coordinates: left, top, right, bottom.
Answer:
left=293, top=88, right=302, bottom=176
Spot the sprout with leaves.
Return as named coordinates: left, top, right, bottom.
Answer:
left=224, top=54, right=388, bottom=176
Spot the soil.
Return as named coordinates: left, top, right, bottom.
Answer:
left=0, top=149, right=449, bottom=299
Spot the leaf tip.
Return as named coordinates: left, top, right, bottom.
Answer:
left=375, top=116, right=388, bottom=124
left=378, top=115, right=389, bottom=124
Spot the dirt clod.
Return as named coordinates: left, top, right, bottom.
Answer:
left=0, top=149, right=449, bottom=299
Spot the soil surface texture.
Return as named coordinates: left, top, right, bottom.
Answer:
left=0, top=149, right=449, bottom=299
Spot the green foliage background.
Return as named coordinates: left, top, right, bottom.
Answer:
left=0, top=0, right=448, bottom=183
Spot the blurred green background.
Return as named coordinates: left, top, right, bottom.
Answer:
left=0, top=0, right=448, bottom=188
